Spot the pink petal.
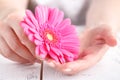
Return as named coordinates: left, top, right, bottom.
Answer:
left=59, top=56, right=66, bottom=64
left=48, top=8, right=58, bottom=25
left=45, top=43, right=50, bottom=51
left=56, top=11, right=64, bottom=26
left=39, top=45, right=48, bottom=58
left=61, top=50, right=76, bottom=62
left=20, top=22, right=31, bottom=35
left=34, top=34, right=43, bottom=41
left=35, top=46, right=40, bottom=55
left=28, top=27, right=37, bottom=34
left=24, top=27, right=32, bottom=35
left=48, top=51, right=59, bottom=62
left=59, top=25, right=77, bottom=36
left=51, top=47, right=63, bottom=57
left=62, top=45, right=79, bottom=55
left=26, top=10, right=39, bottom=27
left=61, top=49, right=74, bottom=58
left=51, top=47, right=66, bottom=63
left=20, top=21, right=28, bottom=28
left=28, top=34, right=34, bottom=41
left=24, top=17, right=36, bottom=29
left=35, top=46, right=47, bottom=59
left=61, top=38, right=80, bottom=47
left=48, top=8, right=64, bottom=26
left=35, top=5, right=48, bottom=25
left=59, top=25, right=76, bottom=36
left=56, top=18, right=71, bottom=30
left=34, top=40, right=43, bottom=45
left=21, top=25, right=36, bottom=36
left=64, top=56, right=74, bottom=62
left=61, top=34, right=78, bottom=40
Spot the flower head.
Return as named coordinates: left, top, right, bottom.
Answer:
left=20, top=5, right=80, bottom=63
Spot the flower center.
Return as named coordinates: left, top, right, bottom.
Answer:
left=46, top=33, right=53, bottom=41
left=44, top=29, right=58, bottom=44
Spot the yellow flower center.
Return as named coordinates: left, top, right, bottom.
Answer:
left=46, top=33, right=53, bottom=41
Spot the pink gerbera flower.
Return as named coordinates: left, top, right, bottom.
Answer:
left=20, top=5, right=80, bottom=64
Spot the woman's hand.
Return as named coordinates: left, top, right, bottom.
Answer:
left=0, top=10, right=37, bottom=64
left=47, top=25, right=117, bottom=75
left=0, top=0, right=41, bottom=64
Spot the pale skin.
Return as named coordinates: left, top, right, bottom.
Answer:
left=0, top=0, right=119, bottom=75
left=0, top=0, right=36, bottom=63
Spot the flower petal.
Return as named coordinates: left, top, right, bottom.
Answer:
left=34, top=40, right=43, bottom=45
left=34, top=34, right=43, bottom=41
left=59, top=25, right=76, bottom=36
left=20, top=21, right=28, bottom=28
left=56, top=11, right=64, bottom=26
left=61, top=49, right=74, bottom=58
left=61, top=49, right=77, bottom=62
left=51, top=47, right=66, bottom=63
left=20, top=22, right=31, bottom=35
left=56, top=18, right=71, bottom=30
left=28, top=27, right=37, bottom=34
left=51, top=47, right=63, bottom=57
left=28, top=34, right=35, bottom=41
left=35, top=45, right=47, bottom=59
left=35, top=46, right=40, bottom=55
left=26, top=10, right=39, bottom=27
left=24, top=17, right=35, bottom=29
left=39, top=45, right=48, bottom=58
left=62, top=45, right=79, bottom=55
left=48, top=51, right=59, bottom=62
left=35, top=5, right=48, bottom=25
left=64, top=56, right=74, bottom=62
left=20, top=21, right=38, bottom=35
left=45, top=43, right=50, bottom=51
left=48, top=8, right=64, bottom=26
left=59, top=56, right=66, bottom=64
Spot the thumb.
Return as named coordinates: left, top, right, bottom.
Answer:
left=103, top=31, right=117, bottom=46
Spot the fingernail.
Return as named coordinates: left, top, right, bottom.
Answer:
left=64, top=68, right=72, bottom=72
left=47, top=62, right=55, bottom=68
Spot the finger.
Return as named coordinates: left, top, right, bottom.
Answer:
left=99, top=25, right=117, bottom=46
left=47, top=45, right=109, bottom=75
left=46, top=59, right=83, bottom=75
left=0, top=24, right=35, bottom=63
left=104, top=32, right=117, bottom=46
left=5, top=12, right=36, bottom=56
left=0, top=36, right=29, bottom=63
left=0, top=48, right=2, bottom=55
